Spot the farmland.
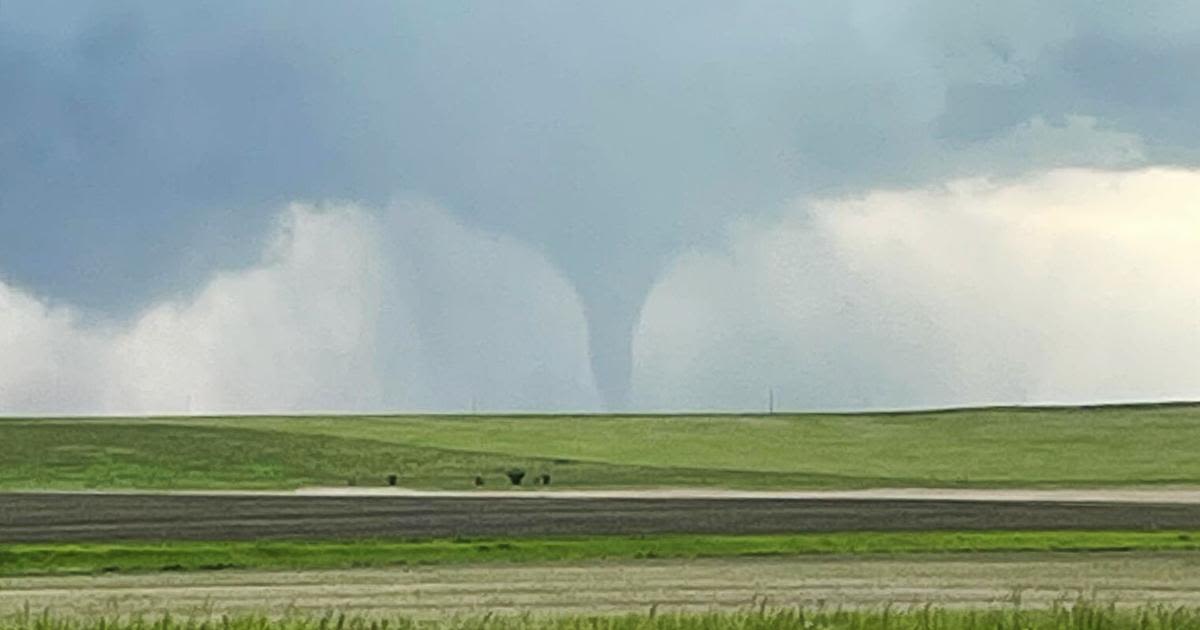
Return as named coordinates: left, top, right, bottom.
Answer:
left=4, top=403, right=1200, bottom=490
left=9, top=404, right=1200, bottom=626
left=9, top=493, right=1200, bottom=543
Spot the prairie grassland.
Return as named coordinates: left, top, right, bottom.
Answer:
left=4, top=403, right=1200, bottom=490
left=196, top=404, right=1200, bottom=485
left=7, top=531, right=1200, bottom=577
left=0, top=422, right=840, bottom=490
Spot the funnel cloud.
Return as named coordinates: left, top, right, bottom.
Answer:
left=2, top=2, right=1200, bottom=411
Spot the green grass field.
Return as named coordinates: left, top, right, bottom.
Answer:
left=4, top=403, right=1200, bottom=490
left=9, top=406, right=1200, bottom=626
left=6, top=531, right=1200, bottom=577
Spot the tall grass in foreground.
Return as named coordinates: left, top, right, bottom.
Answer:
left=10, top=603, right=1200, bottom=630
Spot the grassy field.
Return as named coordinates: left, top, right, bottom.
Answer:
left=9, top=407, right=1200, bottom=628
left=7, top=531, right=1200, bottom=577
left=8, top=603, right=1200, bottom=630
left=4, top=403, right=1200, bottom=490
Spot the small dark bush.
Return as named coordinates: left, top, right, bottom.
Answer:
left=386, top=474, right=398, bottom=486
left=473, top=475, right=485, bottom=487
left=505, top=468, right=526, bottom=485
left=539, top=473, right=551, bottom=485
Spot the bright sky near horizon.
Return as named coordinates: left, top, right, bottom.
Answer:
left=2, top=2, right=1199, bottom=414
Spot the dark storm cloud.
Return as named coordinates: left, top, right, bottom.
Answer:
left=2, top=1, right=1198, bottom=408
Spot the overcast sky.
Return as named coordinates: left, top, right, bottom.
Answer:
left=2, top=1, right=1199, bottom=414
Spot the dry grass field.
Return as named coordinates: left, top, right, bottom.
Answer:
left=6, top=554, right=1200, bottom=619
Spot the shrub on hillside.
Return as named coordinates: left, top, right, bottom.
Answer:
left=505, top=469, right=526, bottom=486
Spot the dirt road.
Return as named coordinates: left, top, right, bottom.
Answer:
left=4, top=554, right=1199, bottom=617
left=292, top=487, right=1200, bottom=504
left=7, top=492, right=1200, bottom=542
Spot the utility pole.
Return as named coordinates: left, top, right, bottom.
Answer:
left=768, top=388, right=774, bottom=415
